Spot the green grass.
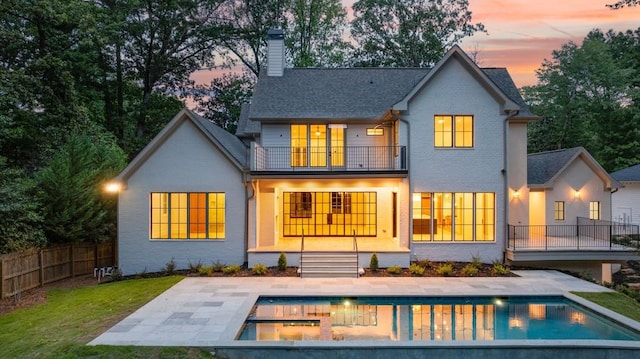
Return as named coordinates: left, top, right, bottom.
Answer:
left=0, top=276, right=214, bottom=359
left=572, top=291, right=640, bottom=322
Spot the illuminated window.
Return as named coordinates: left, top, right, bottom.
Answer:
left=434, top=115, right=473, bottom=148
left=283, top=191, right=376, bottom=237
left=412, top=192, right=494, bottom=241
left=366, top=128, right=384, bottom=136
left=150, top=192, right=225, bottom=240
left=291, top=124, right=308, bottom=167
left=554, top=201, right=565, bottom=221
left=589, top=201, right=600, bottom=220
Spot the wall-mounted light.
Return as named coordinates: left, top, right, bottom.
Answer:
left=513, top=190, right=520, bottom=198
left=574, top=190, right=580, bottom=199
left=104, top=182, right=122, bottom=193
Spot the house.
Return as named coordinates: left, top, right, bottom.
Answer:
left=611, top=163, right=640, bottom=225
left=110, top=29, right=637, bottom=280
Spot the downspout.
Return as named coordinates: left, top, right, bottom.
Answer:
left=243, top=147, right=255, bottom=265
left=503, top=110, right=517, bottom=262
left=398, top=114, right=411, bottom=259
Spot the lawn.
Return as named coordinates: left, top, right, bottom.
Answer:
left=0, top=276, right=213, bottom=359
left=573, top=291, right=640, bottom=322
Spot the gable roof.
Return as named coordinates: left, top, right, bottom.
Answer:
left=527, top=147, right=620, bottom=189
left=611, top=163, right=640, bottom=183
left=116, top=109, right=247, bottom=183
left=247, top=46, right=536, bottom=121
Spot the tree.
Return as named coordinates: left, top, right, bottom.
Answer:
left=525, top=30, right=640, bottom=171
left=350, top=0, right=484, bottom=67
left=285, top=0, right=351, bottom=67
left=195, top=72, right=255, bottom=133
left=37, top=128, right=126, bottom=244
left=608, top=0, right=640, bottom=8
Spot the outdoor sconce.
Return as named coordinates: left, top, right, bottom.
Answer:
left=513, top=190, right=520, bottom=198
left=574, top=190, right=580, bottom=199
left=105, top=182, right=122, bottom=193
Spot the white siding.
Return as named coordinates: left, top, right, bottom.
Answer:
left=543, top=157, right=612, bottom=225
left=508, top=123, right=529, bottom=225
left=404, top=56, right=506, bottom=262
left=612, top=183, right=640, bottom=224
left=118, top=119, right=246, bottom=275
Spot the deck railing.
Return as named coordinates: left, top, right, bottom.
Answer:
left=253, top=145, right=407, bottom=171
left=508, top=218, right=640, bottom=251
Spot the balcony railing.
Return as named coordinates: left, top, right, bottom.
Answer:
left=252, top=145, right=407, bottom=172
left=507, top=218, right=640, bottom=251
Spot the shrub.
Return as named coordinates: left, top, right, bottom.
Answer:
left=409, top=263, right=425, bottom=276
left=436, top=263, right=454, bottom=276
left=471, top=254, right=483, bottom=269
left=370, top=253, right=379, bottom=272
left=492, top=262, right=510, bottom=275
left=415, top=258, right=431, bottom=268
left=188, top=260, right=203, bottom=273
left=110, top=268, right=123, bottom=281
left=462, top=263, right=479, bottom=277
left=212, top=261, right=225, bottom=272
left=222, top=264, right=242, bottom=275
left=164, top=258, right=176, bottom=275
left=386, top=265, right=402, bottom=275
left=199, top=266, right=213, bottom=276
left=277, top=253, right=287, bottom=271
left=252, top=263, right=268, bottom=275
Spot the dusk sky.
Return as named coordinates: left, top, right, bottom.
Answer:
left=459, top=0, right=640, bottom=87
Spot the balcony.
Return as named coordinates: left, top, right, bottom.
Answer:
left=506, top=218, right=640, bottom=263
left=251, top=145, right=407, bottom=173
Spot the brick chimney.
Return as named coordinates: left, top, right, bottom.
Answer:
left=266, top=29, right=284, bottom=77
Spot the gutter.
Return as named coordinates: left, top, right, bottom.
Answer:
left=243, top=148, right=255, bottom=265
left=503, top=110, right=518, bottom=261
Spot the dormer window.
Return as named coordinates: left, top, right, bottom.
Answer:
left=434, top=115, right=474, bottom=148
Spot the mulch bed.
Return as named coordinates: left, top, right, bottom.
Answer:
left=0, top=262, right=513, bottom=316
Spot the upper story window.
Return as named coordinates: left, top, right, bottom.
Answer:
left=434, top=115, right=474, bottom=148
left=554, top=201, right=565, bottom=221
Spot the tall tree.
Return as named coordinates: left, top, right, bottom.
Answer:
left=525, top=30, right=640, bottom=171
left=285, top=0, right=351, bottom=67
left=122, top=0, right=225, bottom=150
left=194, top=72, right=255, bottom=133
left=350, top=0, right=484, bottom=67
left=608, top=0, right=640, bottom=8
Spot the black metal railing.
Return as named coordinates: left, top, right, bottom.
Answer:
left=508, top=218, right=640, bottom=251
left=253, top=145, right=407, bottom=171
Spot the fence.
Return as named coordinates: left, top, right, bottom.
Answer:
left=0, top=241, right=114, bottom=299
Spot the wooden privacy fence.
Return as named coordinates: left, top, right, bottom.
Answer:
left=0, top=241, right=114, bottom=299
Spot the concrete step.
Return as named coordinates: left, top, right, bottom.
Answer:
left=301, top=271, right=359, bottom=278
left=299, top=251, right=361, bottom=278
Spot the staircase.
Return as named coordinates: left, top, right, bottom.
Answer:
left=299, top=251, right=360, bottom=278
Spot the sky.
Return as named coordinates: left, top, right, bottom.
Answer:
left=458, top=0, right=640, bottom=87
left=191, top=1, right=640, bottom=89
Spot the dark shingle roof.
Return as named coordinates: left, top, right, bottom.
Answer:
left=191, top=111, right=248, bottom=167
left=247, top=67, right=534, bottom=120
left=528, top=147, right=583, bottom=186
left=236, top=103, right=260, bottom=137
left=611, top=163, right=640, bottom=182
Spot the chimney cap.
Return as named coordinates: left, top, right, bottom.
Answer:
left=267, top=29, right=284, bottom=40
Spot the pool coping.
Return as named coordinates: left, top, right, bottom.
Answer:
left=89, top=270, right=640, bottom=350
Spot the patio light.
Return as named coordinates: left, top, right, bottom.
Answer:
left=574, top=190, right=580, bottom=199
left=105, top=182, right=122, bottom=193
left=513, top=190, right=520, bottom=198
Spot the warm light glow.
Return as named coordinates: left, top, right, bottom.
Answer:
left=574, top=190, right=580, bottom=199
left=513, top=190, right=520, bottom=198
left=509, top=317, right=523, bottom=329
left=571, top=312, right=585, bottom=325
left=529, top=304, right=546, bottom=320
left=104, top=182, right=121, bottom=193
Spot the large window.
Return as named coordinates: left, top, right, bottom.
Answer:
left=283, top=191, right=376, bottom=236
left=412, top=192, right=494, bottom=241
left=151, top=192, right=225, bottom=239
left=554, top=201, right=565, bottom=221
left=589, top=201, right=601, bottom=220
left=434, top=115, right=474, bottom=148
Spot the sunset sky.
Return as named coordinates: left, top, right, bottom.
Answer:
left=459, top=0, right=640, bottom=87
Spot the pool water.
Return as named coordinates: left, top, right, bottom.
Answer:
left=237, top=296, right=640, bottom=341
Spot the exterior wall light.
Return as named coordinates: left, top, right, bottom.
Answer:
left=574, top=190, right=580, bottom=199
left=513, top=190, right=520, bottom=198
left=105, top=182, right=122, bottom=193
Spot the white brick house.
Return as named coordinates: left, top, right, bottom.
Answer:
left=111, top=30, right=636, bottom=278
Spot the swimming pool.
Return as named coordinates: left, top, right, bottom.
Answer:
left=237, top=296, right=640, bottom=341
